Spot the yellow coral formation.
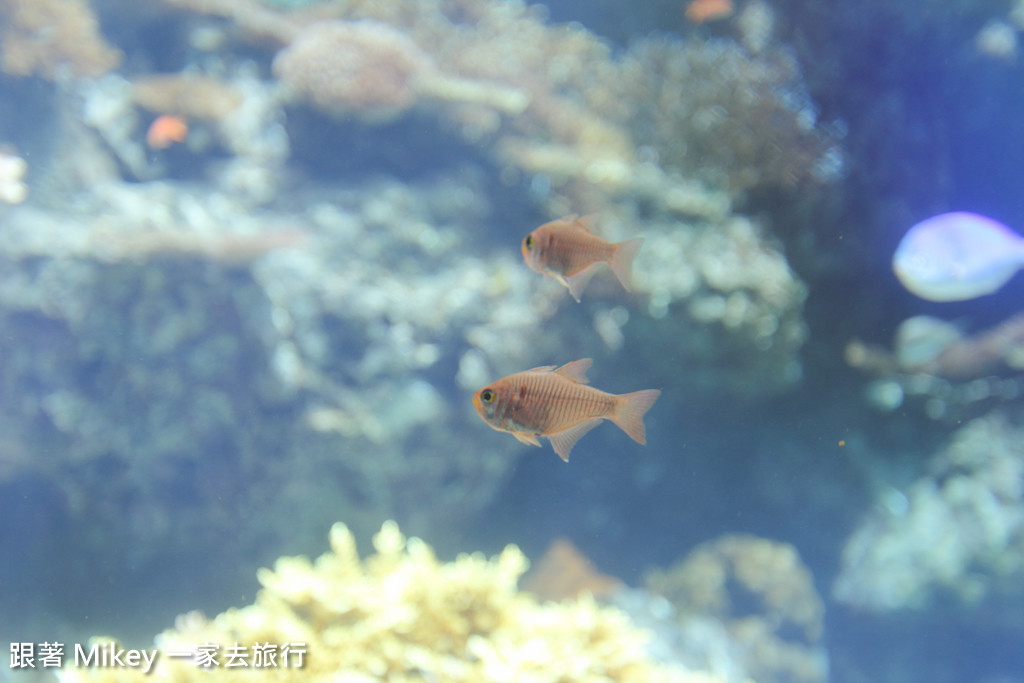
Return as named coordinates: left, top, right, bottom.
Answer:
left=61, top=521, right=721, bottom=683
left=647, top=534, right=828, bottom=683
left=0, top=0, right=120, bottom=80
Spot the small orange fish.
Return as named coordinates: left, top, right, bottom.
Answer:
left=146, top=114, right=189, bottom=150
left=473, top=359, right=660, bottom=462
left=685, top=0, right=734, bottom=24
left=521, top=215, right=644, bottom=302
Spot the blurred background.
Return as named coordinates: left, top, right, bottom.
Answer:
left=1, top=0, right=1023, bottom=681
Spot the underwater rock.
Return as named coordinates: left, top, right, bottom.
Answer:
left=834, top=412, right=1024, bottom=612
left=0, top=0, right=121, bottom=80
left=0, top=173, right=556, bottom=586
left=646, top=534, right=828, bottom=683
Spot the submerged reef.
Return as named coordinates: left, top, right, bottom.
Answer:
left=0, top=173, right=552, bottom=574
left=0, top=0, right=841, bottom=645
left=834, top=411, right=1024, bottom=612
left=847, top=313, right=1024, bottom=421
left=645, top=534, right=828, bottom=683
left=0, top=0, right=828, bottom=582
left=0, top=0, right=121, bottom=80
left=59, top=521, right=722, bottom=683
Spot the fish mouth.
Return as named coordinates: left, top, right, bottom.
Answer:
left=472, top=392, right=484, bottom=416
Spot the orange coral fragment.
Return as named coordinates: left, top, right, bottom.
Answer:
left=146, top=115, right=189, bottom=150
left=522, top=538, right=621, bottom=602
left=685, top=0, right=735, bottom=24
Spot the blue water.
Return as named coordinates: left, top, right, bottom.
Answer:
left=1, top=1, right=1023, bottom=682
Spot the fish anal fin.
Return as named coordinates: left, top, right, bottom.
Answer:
left=563, top=264, right=600, bottom=301
left=554, top=358, right=592, bottom=384
left=609, top=237, right=644, bottom=292
left=548, top=418, right=603, bottom=462
left=609, top=389, right=661, bottom=444
left=512, top=431, right=542, bottom=447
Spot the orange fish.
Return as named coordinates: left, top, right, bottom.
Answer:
left=521, top=215, right=644, bottom=302
left=685, top=0, right=734, bottom=24
left=146, top=114, right=189, bottom=150
left=473, top=359, right=660, bottom=462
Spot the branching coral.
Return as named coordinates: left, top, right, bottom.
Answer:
left=60, top=521, right=722, bottom=683
left=0, top=0, right=121, bottom=80
left=272, top=19, right=528, bottom=123
left=162, top=0, right=840, bottom=214
left=609, top=35, right=842, bottom=192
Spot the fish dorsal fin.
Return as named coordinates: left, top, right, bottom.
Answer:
left=512, top=431, right=542, bottom=447
left=572, top=214, right=599, bottom=233
left=549, top=418, right=603, bottom=462
left=554, top=358, right=592, bottom=384
left=525, top=364, right=557, bottom=373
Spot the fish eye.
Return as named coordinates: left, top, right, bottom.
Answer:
left=480, top=389, right=495, bottom=403
left=524, top=235, right=534, bottom=250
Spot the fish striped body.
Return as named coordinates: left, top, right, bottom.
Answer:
left=522, top=216, right=644, bottom=301
left=473, top=359, right=660, bottom=461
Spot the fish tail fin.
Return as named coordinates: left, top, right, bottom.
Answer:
left=609, top=389, right=661, bottom=444
left=609, top=237, right=644, bottom=292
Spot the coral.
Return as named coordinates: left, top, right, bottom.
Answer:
left=153, top=0, right=818, bottom=395
left=833, top=412, right=1024, bottom=612
left=272, top=19, right=528, bottom=123
left=646, top=534, right=828, bottom=683
left=0, top=149, right=27, bottom=204
left=130, top=74, right=244, bottom=121
left=59, top=521, right=722, bottom=683
left=847, top=313, right=1024, bottom=419
left=0, top=172, right=558, bottom=584
left=78, top=69, right=290, bottom=199
left=272, top=19, right=423, bottom=122
left=163, top=0, right=841, bottom=210
left=610, top=35, right=843, bottom=192
left=521, top=538, right=622, bottom=602
left=0, top=0, right=121, bottom=80
left=626, top=212, right=808, bottom=396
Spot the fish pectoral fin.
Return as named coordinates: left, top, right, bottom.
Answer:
left=512, top=431, right=542, bottom=447
left=563, top=265, right=600, bottom=302
left=554, top=358, right=592, bottom=384
left=548, top=418, right=603, bottom=462
left=553, top=273, right=583, bottom=302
